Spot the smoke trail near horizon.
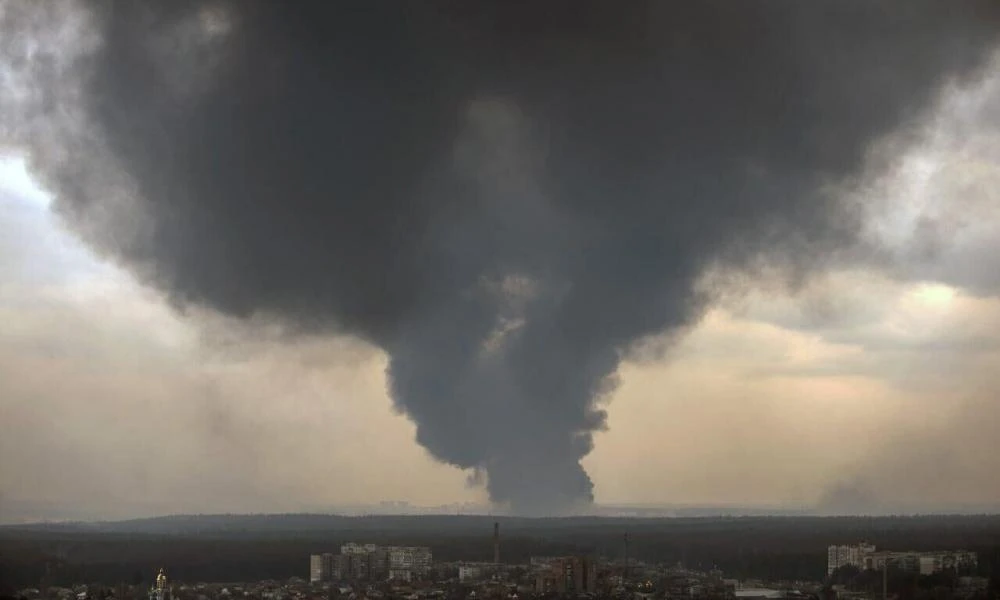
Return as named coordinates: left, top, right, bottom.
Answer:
left=3, top=0, right=998, bottom=514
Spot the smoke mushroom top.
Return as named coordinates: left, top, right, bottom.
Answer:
left=3, top=0, right=999, bottom=515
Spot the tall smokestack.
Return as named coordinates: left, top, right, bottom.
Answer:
left=493, top=521, right=500, bottom=564
left=624, top=532, right=629, bottom=580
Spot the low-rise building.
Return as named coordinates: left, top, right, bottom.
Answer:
left=864, top=550, right=977, bottom=574
left=457, top=563, right=503, bottom=582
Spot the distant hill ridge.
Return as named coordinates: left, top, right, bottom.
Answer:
left=5, top=512, right=1000, bottom=537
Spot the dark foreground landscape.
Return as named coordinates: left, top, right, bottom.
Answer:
left=2, top=514, right=1000, bottom=592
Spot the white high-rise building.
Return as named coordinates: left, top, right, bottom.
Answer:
left=310, top=555, right=324, bottom=583
left=309, top=553, right=337, bottom=582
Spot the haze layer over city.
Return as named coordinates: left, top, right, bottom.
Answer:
left=2, top=1, right=1000, bottom=523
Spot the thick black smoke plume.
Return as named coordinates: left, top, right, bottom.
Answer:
left=3, top=1, right=998, bottom=514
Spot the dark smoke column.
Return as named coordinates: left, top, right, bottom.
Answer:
left=4, top=1, right=999, bottom=514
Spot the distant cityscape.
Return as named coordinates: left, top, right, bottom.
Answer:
left=827, top=543, right=978, bottom=577
left=296, top=535, right=988, bottom=600
left=7, top=517, right=997, bottom=600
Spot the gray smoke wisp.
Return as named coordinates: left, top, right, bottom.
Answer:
left=3, top=1, right=999, bottom=515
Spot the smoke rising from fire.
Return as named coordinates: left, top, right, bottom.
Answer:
left=2, top=0, right=998, bottom=514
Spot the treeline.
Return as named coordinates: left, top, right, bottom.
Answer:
left=11, top=514, right=1000, bottom=538
left=2, top=515, right=999, bottom=591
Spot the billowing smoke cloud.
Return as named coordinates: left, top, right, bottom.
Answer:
left=3, top=1, right=999, bottom=515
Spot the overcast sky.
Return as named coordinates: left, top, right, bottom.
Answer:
left=1, top=3, right=999, bottom=522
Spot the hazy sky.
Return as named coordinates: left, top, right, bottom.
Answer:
left=1, top=2, right=999, bottom=522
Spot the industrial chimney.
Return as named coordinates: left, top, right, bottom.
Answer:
left=493, top=521, right=500, bottom=564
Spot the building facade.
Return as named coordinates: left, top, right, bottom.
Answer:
left=309, top=543, right=432, bottom=582
left=310, top=553, right=337, bottom=583
left=341, top=543, right=377, bottom=556
left=864, top=550, right=977, bottom=575
left=459, top=564, right=482, bottom=582
left=458, top=562, right=502, bottom=582
left=387, top=546, right=433, bottom=576
left=535, top=557, right=598, bottom=595
left=827, top=543, right=977, bottom=577
left=827, top=543, right=876, bottom=575
left=309, top=555, right=324, bottom=583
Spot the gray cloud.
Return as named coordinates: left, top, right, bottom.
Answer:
left=859, top=54, right=1000, bottom=296
left=3, top=0, right=1000, bottom=515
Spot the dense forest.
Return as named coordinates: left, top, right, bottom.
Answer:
left=2, top=514, right=999, bottom=591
